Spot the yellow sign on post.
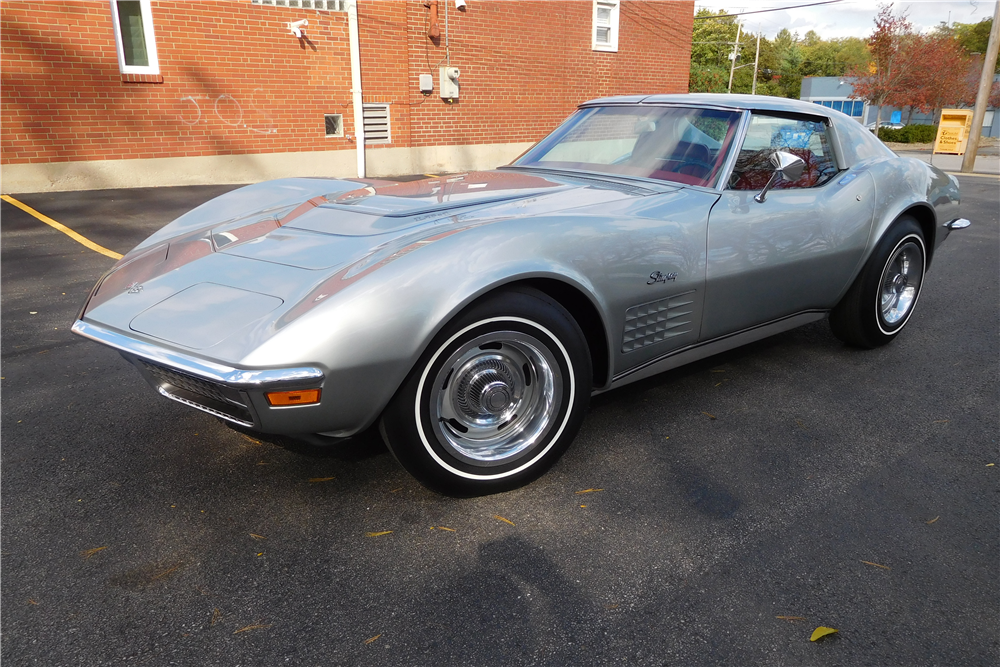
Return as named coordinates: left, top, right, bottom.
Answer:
left=933, top=109, right=974, bottom=155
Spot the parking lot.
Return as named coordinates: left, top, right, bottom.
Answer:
left=2, top=176, right=997, bottom=665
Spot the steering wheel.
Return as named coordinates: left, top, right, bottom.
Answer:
left=676, top=159, right=715, bottom=178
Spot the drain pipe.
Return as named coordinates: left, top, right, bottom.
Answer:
left=347, top=0, right=365, bottom=178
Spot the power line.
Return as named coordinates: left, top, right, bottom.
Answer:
left=694, top=0, right=846, bottom=20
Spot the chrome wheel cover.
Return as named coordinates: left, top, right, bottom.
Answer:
left=878, top=238, right=924, bottom=328
left=429, top=330, right=562, bottom=466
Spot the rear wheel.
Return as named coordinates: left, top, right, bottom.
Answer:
left=380, top=288, right=591, bottom=496
left=830, top=217, right=926, bottom=348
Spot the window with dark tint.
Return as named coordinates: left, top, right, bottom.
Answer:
left=116, top=1, right=149, bottom=67
left=729, top=114, right=839, bottom=190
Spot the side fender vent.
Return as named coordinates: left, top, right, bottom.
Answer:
left=622, top=290, right=695, bottom=352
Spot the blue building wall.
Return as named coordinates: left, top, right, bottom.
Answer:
left=800, top=76, right=999, bottom=138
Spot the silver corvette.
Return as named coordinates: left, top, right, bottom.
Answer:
left=74, top=94, right=970, bottom=495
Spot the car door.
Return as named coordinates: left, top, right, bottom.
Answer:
left=700, top=112, right=876, bottom=340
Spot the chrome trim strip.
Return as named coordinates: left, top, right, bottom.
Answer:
left=715, top=109, right=752, bottom=192
left=156, top=387, right=256, bottom=427
left=944, top=218, right=971, bottom=229
left=603, top=310, right=827, bottom=391
left=72, top=320, right=324, bottom=387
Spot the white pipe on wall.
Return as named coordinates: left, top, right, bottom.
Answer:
left=347, top=0, right=365, bottom=178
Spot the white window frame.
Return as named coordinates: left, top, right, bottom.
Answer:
left=325, top=113, right=344, bottom=138
left=110, top=0, right=160, bottom=75
left=592, top=0, right=620, bottom=53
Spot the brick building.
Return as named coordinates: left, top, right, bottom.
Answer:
left=1, top=0, right=694, bottom=193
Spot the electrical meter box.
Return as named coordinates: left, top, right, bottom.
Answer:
left=440, top=67, right=460, bottom=100
left=933, top=109, right=974, bottom=155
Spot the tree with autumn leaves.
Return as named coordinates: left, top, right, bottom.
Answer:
left=690, top=4, right=999, bottom=124
left=848, top=5, right=999, bottom=128
left=845, top=7, right=914, bottom=128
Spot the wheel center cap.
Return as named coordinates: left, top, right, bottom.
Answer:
left=893, top=274, right=907, bottom=292
left=481, top=382, right=512, bottom=414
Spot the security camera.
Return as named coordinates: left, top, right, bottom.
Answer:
left=289, top=19, right=308, bottom=38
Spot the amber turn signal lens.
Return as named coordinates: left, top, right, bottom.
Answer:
left=265, top=388, right=321, bottom=406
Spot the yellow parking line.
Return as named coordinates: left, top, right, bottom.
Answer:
left=1, top=195, right=123, bottom=260
left=946, top=171, right=1000, bottom=179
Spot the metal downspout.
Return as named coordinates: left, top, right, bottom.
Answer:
left=347, top=0, right=365, bottom=178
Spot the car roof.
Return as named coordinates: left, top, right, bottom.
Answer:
left=580, top=93, right=834, bottom=118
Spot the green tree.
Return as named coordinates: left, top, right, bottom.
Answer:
left=689, top=8, right=740, bottom=92
left=952, top=18, right=999, bottom=73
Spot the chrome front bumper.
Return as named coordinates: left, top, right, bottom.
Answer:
left=72, top=320, right=325, bottom=429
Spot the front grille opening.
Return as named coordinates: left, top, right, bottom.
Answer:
left=141, top=361, right=254, bottom=426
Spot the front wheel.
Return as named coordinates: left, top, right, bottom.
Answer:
left=380, top=288, right=591, bottom=496
left=830, top=216, right=926, bottom=348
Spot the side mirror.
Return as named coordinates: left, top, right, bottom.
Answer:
left=754, top=151, right=806, bottom=203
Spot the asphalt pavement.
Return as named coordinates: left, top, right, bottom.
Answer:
left=2, top=177, right=997, bottom=666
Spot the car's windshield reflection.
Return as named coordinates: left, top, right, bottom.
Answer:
left=513, top=106, right=741, bottom=188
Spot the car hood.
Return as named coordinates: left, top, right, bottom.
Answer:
left=134, top=170, right=573, bottom=250
left=81, top=169, right=681, bottom=359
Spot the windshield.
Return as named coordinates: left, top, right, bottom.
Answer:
left=513, top=105, right=741, bottom=188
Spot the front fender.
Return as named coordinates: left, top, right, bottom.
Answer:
left=240, top=217, right=614, bottom=436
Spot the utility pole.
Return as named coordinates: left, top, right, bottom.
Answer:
left=961, top=1, right=1000, bottom=173
left=752, top=31, right=761, bottom=94
left=728, top=22, right=742, bottom=93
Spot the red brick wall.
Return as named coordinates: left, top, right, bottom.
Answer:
left=403, top=0, right=694, bottom=147
left=1, top=0, right=692, bottom=166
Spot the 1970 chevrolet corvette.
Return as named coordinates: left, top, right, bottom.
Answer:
left=74, top=94, right=970, bottom=495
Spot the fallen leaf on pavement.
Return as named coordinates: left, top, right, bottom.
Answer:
left=860, top=560, right=891, bottom=570
left=249, top=533, right=267, bottom=540
left=308, top=477, right=336, bottom=483
left=435, top=526, right=456, bottom=532
left=494, top=515, right=515, bottom=526
left=151, top=563, right=182, bottom=581
left=702, top=411, right=717, bottom=420
left=27, top=599, right=39, bottom=605
left=80, top=546, right=108, bottom=559
left=211, top=608, right=222, bottom=626
left=575, top=488, right=603, bottom=494
left=810, top=626, right=838, bottom=641
left=366, top=531, right=393, bottom=537
left=925, top=516, right=939, bottom=524
left=365, top=634, right=382, bottom=644
left=233, top=623, right=271, bottom=634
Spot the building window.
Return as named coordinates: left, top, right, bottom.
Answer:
left=325, top=114, right=343, bottom=137
left=592, top=0, right=620, bottom=52
left=362, top=104, right=391, bottom=144
left=813, top=100, right=865, bottom=117
left=110, top=0, right=159, bottom=75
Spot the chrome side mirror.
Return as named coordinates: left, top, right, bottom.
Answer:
left=754, top=151, right=806, bottom=203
